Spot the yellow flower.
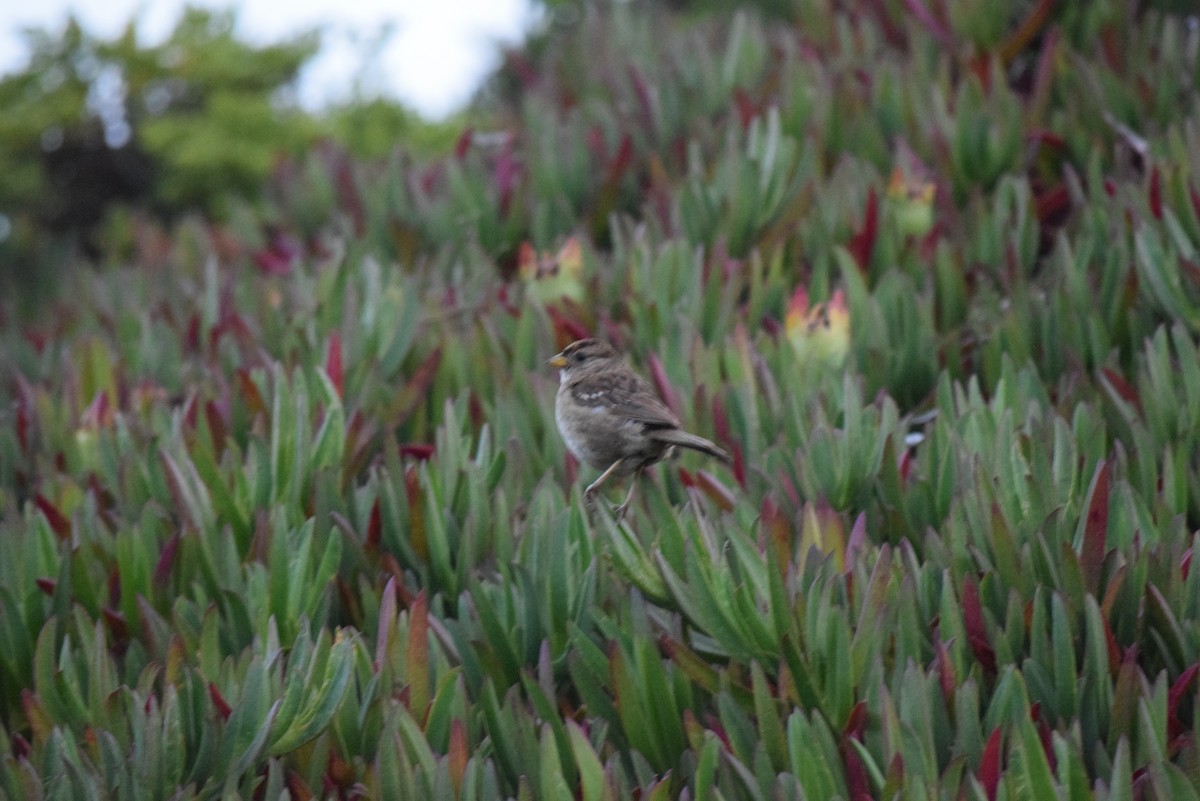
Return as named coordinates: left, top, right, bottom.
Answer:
left=785, top=286, right=850, bottom=370
left=885, top=144, right=936, bottom=238
left=518, top=236, right=585, bottom=304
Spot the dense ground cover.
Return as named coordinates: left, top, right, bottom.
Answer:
left=2, top=1, right=1200, bottom=798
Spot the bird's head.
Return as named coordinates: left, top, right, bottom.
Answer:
left=548, top=338, right=619, bottom=372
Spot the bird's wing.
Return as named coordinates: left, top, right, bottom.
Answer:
left=570, top=372, right=681, bottom=428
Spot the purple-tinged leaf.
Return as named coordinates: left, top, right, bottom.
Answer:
left=399, top=443, right=435, bottom=461
left=1100, top=368, right=1142, bottom=413
left=406, top=590, right=430, bottom=721
left=35, top=494, right=71, bottom=539
left=961, top=576, right=996, bottom=674
left=454, top=127, right=473, bottom=160
left=646, top=353, right=680, bottom=420
left=154, top=533, right=180, bottom=586
left=848, top=188, right=879, bottom=274
left=979, top=727, right=1002, bottom=800
left=448, top=719, right=468, bottom=796
left=209, top=683, right=231, bottom=720
left=933, top=637, right=956, bottom=704
left=900, top=0, right=953, bottom=48
left=1080, top=460, right=1111, bottom=593
left=375, top=576, right=398, bottom=669
left=326, top=332, right=343, bottom=400
left=1167, top=662, right=1198, bottom=742
left=1149, top=166, right=1163, bottom=220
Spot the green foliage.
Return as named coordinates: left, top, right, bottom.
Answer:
left=3, top=0, right=1200, bottom=798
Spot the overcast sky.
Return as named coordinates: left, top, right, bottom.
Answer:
left=0, top=0, right=536, bottom=118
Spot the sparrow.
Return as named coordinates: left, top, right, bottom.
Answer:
left=548, top=338, right=731, bottom=518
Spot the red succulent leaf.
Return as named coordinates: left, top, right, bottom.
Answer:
left=252, top=232, right=300, bottom=276
left=101, top=607, right=128, bottom=643
left=326, top=332, right=343, bottom=400
left=208, top=683, right=232, bottom=720
left=901, top=0, right=953, bottom=47
left=933, top=637, right=957, bottom=703
left=185, top=313, right=201, bottom=352
left=236, top=369, right=268, bottom=417
left=183, top=393, right=199, bottom=432
left=107, top=564, right=120, bottom=608
left=731, top=441, right=746, bottom=488
left=392, top=348, right=443, bottom=427
left=1030, top=130, right=1066, bottom=149
left=1030, top=703, right=1056, bottom=771
left=841, top=733, right=871, bottom=801
left=399, top=443, right=435, bottom=461
left=448, top=719, right=469, bottom=795
left=494, top=139, right=521, bottom=218
left=961, top=576, right=997, bottom=674
left=1149, top=165, right=1162, bottom=220
left=366, top=498, right=382, bottom=551
left=328, top=145, right=366, bottom=236
left=979, top=727, right=1002, bottom=801
left=761, top=495, right=792, bottom=567
left=36, top=577, right=57, bottom=596
left=1167, top=662, right=1199, bottom=739
left=968, top=54, right=993, bottom=93
left=843, top=701, right=867, bottom=738
left=454, top=127, right=473, bottom=160
left=646, top=353, right=681, bottom=419
left=627, top=67, right=656, bottom=136
left=1104, top=616, right=1122, bottom=675
left=848, top=188, right=879, bottom=274
left=204, top=401, right=228, bottom=456
left=81, top=391, right=113, bottom=430
left=733, top=88, right=757, bottom=130
left=694, top=469, right=735, bottom=512
left=677, top=467, right=695, bottom=488
left=15, top=396, right=31, bottom=451
left=1080, top=460, right=1111, bottom=592
left=1034, top=184, right=1070, bottom=225
left=35, top=494, right=71, bottom=539
left=154, top=533, right=180, bottom=585
left=586, top=125, right=607, bottom=161
left=547, top=305, right=591, bottom=344
left=607, top=134, right=635, bottom=186
left=1101, top=367, right=1142, bottom=412
left=711, top=393, right=731, bottom=446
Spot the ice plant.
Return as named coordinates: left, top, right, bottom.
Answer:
left=885, top=143, right=936, bottom=238
left=785, top=286, right=850, bottom=371
left=517, top=236, right=585, bottom=304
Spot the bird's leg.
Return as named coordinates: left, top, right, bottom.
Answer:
left=584, top=458, right=627, bottom=506
left=613, top=468, right=642, bottom=521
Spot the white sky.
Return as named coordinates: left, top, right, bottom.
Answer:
left=0, top=0, right=537, bottom=118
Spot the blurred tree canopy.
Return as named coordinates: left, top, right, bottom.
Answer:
left=0, top=7, right=457, bottom=266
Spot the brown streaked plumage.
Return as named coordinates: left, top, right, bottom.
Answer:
left=549, top=338, right=731, bottom=518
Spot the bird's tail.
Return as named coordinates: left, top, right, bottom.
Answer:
left=650, top=429, right=732, bottom=464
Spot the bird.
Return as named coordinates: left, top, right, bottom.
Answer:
left=548, top=338, right=731, bottom=518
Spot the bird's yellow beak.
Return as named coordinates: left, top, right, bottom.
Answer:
left=548, top=354, right=568, bottom=368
